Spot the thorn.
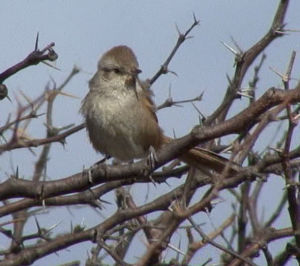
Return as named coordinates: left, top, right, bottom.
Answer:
left=221, top=41, right=239, bottom=56
left=168, top=69, right=178, bottom=77
left=34, top=216, right=41, bottom=232
left=221, top=145, right=234, bottom=154
left=197, top=91, right=204, bottom=101
left=284, top=28, right=300, bottom=33
left=98, top=198, right=110, bottom=206
left=167, top=243, right=185, bottom=255
left=172, top=128, right=177, bottom=139
left=15, top=166, right=19, bottom=179
left=18, top=89, right=33, bottom=105
left=292, top=113, right=300, bottom=122
left=58, top=91, right=80, bottom=99
left=275, top=29, right=289, bottom=35
left=269, top=66, right=288, bottom=82
left=268, top=146, right=283, bottom=153
left=42, top=61, right=61, bottom=71
left=237, top=90, right=254, bottom=99
left=210, top=198, right=225, bottom=206
left=148, top=175, right=157, bottom=187
left=191, top=102, right=206, bottom=120
left=230, top=36, right=243, bottom=54
left=48, top=220, right=62, bottom=232
left=185, top=35, right=194, bottom=40
left=192, top=13, right=199, bottom=24
left=175, top=23, right=181, bottom=36
left=35, top=32, right=39, bottom=51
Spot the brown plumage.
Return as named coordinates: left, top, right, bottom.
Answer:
left=81, top=45, right=235, bottom=173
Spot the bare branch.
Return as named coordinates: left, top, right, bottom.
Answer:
left=0, top=41, right=57, bottom=84
left=149, top=15, right=199, bottom=85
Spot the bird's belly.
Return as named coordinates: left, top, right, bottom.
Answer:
left=86, top=97, right=147, bottom=161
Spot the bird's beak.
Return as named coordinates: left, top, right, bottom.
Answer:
left=125, top=68, right=142, bottom=99
left=133, top=68, right=142, bottom=76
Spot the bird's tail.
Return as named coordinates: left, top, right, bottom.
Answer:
left=162, top=136, right=237, bottom=174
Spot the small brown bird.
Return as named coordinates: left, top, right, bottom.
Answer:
left=81, top=45, right=231, bottom=173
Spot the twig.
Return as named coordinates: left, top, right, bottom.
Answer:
left=0, top=123, right=85, bottom=153
left=206, top=0, right=290, bottom=124
left=0, top=35, right=57, bottom=83
left=183, top=214, right=235, bottom=264
left=156, top=93, right=203, bottom=110
left=149, top=14, right=199, bottom=85
left=187, top=217, right=257, bottom=266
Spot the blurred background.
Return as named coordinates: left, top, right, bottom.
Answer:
left=0, top=1, right=300, bottom=265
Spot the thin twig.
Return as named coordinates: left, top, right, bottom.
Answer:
left=187, top=217, right=257, bottom=266
left=150, top=15, right=199, bottom=85
left=0, top=38, right=57, bottom=83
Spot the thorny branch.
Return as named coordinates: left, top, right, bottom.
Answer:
left=1, top=1, right=300, bottom=265
left=149, top=14, right=200, bottom=85
left=0, top=35, right=57, bottom=84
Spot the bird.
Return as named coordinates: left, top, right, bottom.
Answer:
left=80, top=45, right=233, bottom=173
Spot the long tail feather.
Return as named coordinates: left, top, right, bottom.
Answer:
left=162, top=136, right=238, bottom=174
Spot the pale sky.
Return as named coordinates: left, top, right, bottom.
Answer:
left=1, top=1, right=300, bottom=265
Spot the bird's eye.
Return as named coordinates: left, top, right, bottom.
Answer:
left=101, top=67, right=110, bottom=72
left=113, top=68, right=121, bottom=74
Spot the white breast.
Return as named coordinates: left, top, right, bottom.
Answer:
left=83, top=89, right=147, bottom=161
